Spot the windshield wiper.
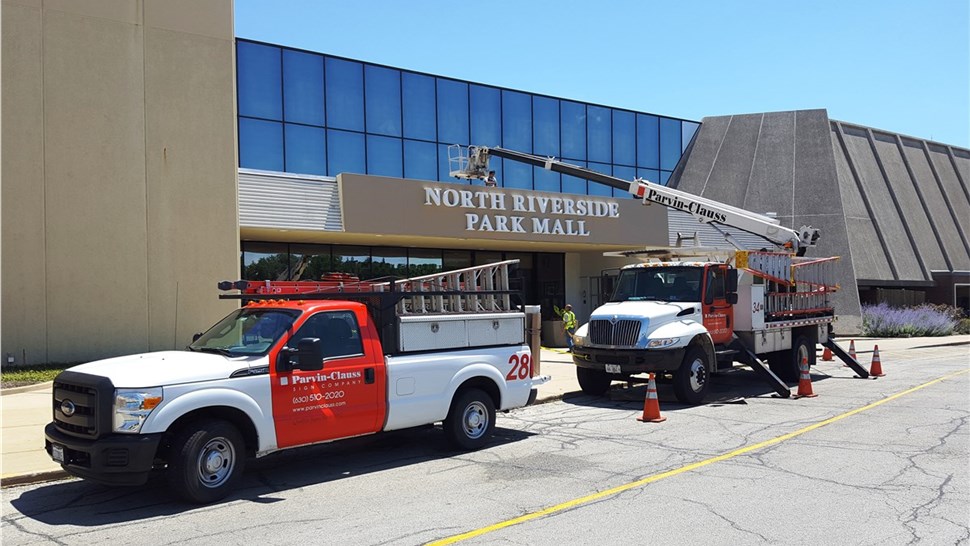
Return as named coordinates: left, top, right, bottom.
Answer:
left=190, top=346, right=236, bottom=357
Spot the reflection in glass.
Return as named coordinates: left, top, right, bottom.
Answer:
left=239, top=118, right=283, bottom=171
left=533, top=96, right=560, bottom=157
left=561, top=101, right=586, bottom=160
left=366, top=135, right=403, bottom=177
left=408, top=249, right=443, bottom=277
left=237, top=42, right=282, bottom=120
left=470, top=85, right=501, bottom=146
left=242, top=242, right=291, bottom=280
left=612, top=110, right=635, bottom=166
left=289, top=244, right=334, bottom=280
left=502, top=90, right=532, bottom=152
left=443, top=250, right=472, bottom=271
left=371, top=247, right=409, bottom=279
left=637, top=113, right=660, bottom=169
left=682, top=121, right=700, bottom=152
left=660, top=117, right=682, bottom=171
left=285, top=124, right=326, bottom=175
left=404, top=139, right=437, bottom=180
left=283, top=49, right=324, bottom=126
left=332, top=245, right=371, bottom=279
left=437, top=79, right=469, bottom=145
left=587, top=106, right=611, bottom=163
left=325, top=58, right=364, bottom=131
left=327, top=129, right=365, bottom=175
left=365, top=65, right=402, bottom=136
left=403, top=72, right=436, bottom=141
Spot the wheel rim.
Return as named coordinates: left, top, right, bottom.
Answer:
left=462, top=401, right=489, bottom=440
left=196, top=436, right=236, bottom=489
left=689, top=358, right=707, bottom=393
left=796, top=343, right=809, bottom=369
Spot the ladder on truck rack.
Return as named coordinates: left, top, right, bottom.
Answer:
left=220, top=260, right=520, bottom=316
left=736, top=251, right=840, bottom=320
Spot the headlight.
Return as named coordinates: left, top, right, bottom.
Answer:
left=647, top=337, right=680, bottom=349
left=113, top=388, right=163, bottom=433
left=573, top=325, right=588, bottom=347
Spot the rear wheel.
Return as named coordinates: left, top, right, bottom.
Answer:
left=167, top=419, right=245, bottom=504
left=673, top=346, right=710, bottom=405
left=576, top=366, right=612, bottom=396
left=444, top=388, right=495, bottom=450
left=769, top=336, right=814, bottom=382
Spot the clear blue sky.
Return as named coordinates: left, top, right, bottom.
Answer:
left=236, top=0, right=969, bottom=148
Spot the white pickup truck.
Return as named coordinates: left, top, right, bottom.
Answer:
left=45, top=262, right=548, bottom=503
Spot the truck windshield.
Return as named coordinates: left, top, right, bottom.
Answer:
left=610, top=266, right=704, bottom=303
left=188, top=308, right=299, bottom=357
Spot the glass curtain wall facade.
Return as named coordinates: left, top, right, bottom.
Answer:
left=237, top=39, right=699, bottom=196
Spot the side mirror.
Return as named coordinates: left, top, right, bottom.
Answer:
left=726, top=293, right=739, bottom=305
left=192, top=332, right=203, bottom=342
left=276, top=338, right=324, bottom=372
left=295, top=338, right=324, bottom=371
left=726, top=269, right=738, bottom=293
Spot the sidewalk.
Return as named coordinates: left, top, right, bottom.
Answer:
left=0, top=348, right=582, bottom=487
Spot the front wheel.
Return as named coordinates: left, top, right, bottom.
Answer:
left=167, top=419, right=245, bottom=504
left=444, top=388, right=496, bottom=451
left=576, top=366, right=612, bottom=396
left=673, top=346, right=710, bottom=405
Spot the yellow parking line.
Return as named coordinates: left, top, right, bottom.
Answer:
left=428, top=368, right=970, bottom=545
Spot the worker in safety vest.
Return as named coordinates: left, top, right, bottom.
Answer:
left=562, top=304, right=578, bottom=352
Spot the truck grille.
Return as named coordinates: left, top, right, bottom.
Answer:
left=52, top=372, right=113, bottom=439
left=589, top=319, right=641, bottom=346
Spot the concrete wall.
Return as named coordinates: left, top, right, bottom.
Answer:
left=2, top=0, right=239, bottom=365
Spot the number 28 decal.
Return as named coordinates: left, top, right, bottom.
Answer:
left=506, top=353, right=532, bottom=381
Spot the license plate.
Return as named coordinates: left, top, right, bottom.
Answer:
left=52, top=444, right=65, bottom=463
left=605, top=364, right=622, bottom=374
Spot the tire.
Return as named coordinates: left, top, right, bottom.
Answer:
left=576, top=366, right=612, bottom=396
left=673, top=346, right=710, bottom=405
left=167, top=419, right=245, bottom=504
left=770, top=336, right=814, bottom=383
left=444, top=388, right=496, bottom=451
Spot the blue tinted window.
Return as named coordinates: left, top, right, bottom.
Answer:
left=325, top=58, right=364, bottom=131
left=660, top=170, right=672, bottom=185
left=534, top=166, right=561, bottom=193
left=533, top=96, right=559, bottom=157
left=502, top=90, right=531, bottom=152
left=285, top=124, right=326, bottom=175
left=637, top=168, right=661, bottom=185
left=587, top=106, right=611, bottom=163
left=682, top=121, right=700, bottom=152
left=588, top=162, right=612, bottom=197
left=660, top=118, right=682, bottom=170
left=637, top=114, right=659, bottom=169
left=612, top=165, right=635, bottom=198
left=561, top=101, right=586, bottom=160
left=366, top=135, right=402, bottom=177
left=365, top=65, right=402, bottom=136
left=504, top=160, right=532, bottom=190
left=239, top=118, right=283, bottom=171
left=403, top=139, right=437, bottom=180
left=402, top=73, right=436, bottom=141
left=437, top=79, right=469, bottom=145
left=282, top=49, right=324, bottom=126
left=470, top=85, right=501, bottom=146
left=237, top=42, right=282, bottom=120
left=613, top=110, right=635, bottom=166
left=562, top=160, right=587, bottom=195
left=327, top=129, right=365, bottom=175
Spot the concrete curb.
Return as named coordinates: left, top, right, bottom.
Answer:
left=1, top=469, right=71, bottom=488
left=1, top=381, right=54, bottom=396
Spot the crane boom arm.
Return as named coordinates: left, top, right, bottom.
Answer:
left=449, top=145, right=820, bottom=253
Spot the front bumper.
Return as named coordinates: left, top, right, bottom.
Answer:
left=571, top=346, right=686, bottom=374
left=45, top=423, right=163, bottom=486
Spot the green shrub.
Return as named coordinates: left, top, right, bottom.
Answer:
left=956, top=318, right=970, bottom=335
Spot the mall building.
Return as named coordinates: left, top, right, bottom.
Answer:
left=3, top=0, right=968, bottom=364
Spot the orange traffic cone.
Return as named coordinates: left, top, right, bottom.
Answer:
left=869, top=345, right=885, bottom=377
left=795, top=357, right=817, bottom=398
left=822, top=346, right=833, bottom=361
left=844, top=339, right=857, bottom=367
left=637, top=373, right=666, bottom=423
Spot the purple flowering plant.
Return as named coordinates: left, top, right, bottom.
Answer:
left=861, top=303, right=957, bottom=337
